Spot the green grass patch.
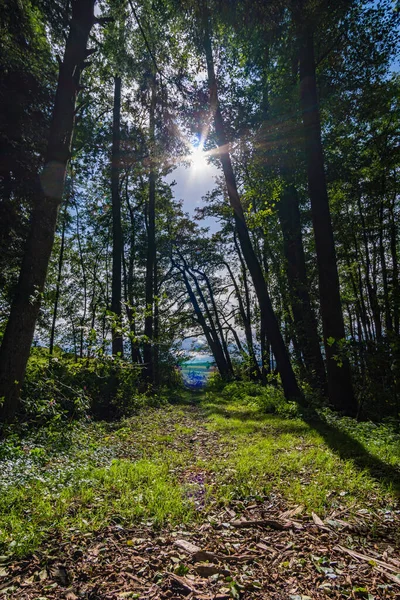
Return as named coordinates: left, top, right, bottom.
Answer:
left=0, top=458, right=194, bottom=557
left=202, top=393, right=399, bottom=514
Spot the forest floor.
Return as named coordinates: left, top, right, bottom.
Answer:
left=0, top=393, right=400, bottom=599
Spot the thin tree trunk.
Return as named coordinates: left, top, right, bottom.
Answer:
left=357, top=194, right=381, bottom=340
left=111, top=76, right=123, bottom=356
left=277, top=184, right=327, bottom=393
left=224, top=261, right=261, bottom=379
left=125, top=183, right=142, bottom=363
left=185, top=266, right=230, bottom=377
left=194, top=268, right=234, bottom=375
left=0, top=0, right=95, bottom=422
left=153, top=257, right=159, bottom=383
left=75, top=202, right=87, bottom=359
left=143, top=75, right=156, bottom=382
left=202, top=5, right=302, bottom=400
left=389, top=196, right=399, bottom=335
left=175, top=262, right=228, bottom=376
left=49, top=206, right=67, bottom=355
left=378, top=198, right=392, bottom=333
left=297, top=24, right=356, bottom=415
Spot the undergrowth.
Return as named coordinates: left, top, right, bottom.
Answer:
left=0, top=383, right=399, bottom=559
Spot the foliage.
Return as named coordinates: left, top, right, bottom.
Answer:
left=19, top=348, right=155, bottom=424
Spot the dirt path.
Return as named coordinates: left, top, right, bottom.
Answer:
left=1, top=400, right=399, bottom=599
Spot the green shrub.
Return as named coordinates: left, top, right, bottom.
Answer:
left=21, top=348, right=145, bottom=423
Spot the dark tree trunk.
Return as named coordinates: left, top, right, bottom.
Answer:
left=389, top=197, right=399, bottom=335
left=176, top=263, right=229, bottom=376
left=125, top=184, right=142, bottom=364
left=143, top=76, right=156, bottom=382
left=0, top=0, right=95, bottom=422
left=75, top=202, right=87, bottom=359
left=153, top=258, right=159, bottom=383
left=49, top=206, right=67, bottom=355
left=357, top=193, right=381, bottom=340
left=378, top=198, right=392, bottom=333
left=225, top=260, right=262, bottom=380
left=194, top=268, right=234, bottom=375
left=277, top=185, right=327, bottom=393
left=202, top=5, right=302, bottom=401
left=185, top=266, right=230, bottom=377
left=111, top=76, right=123, bottom=356
left=297, top=25, right=356, bottom=415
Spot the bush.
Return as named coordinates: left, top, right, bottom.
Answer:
left=21, top=348, right=146, bottom=423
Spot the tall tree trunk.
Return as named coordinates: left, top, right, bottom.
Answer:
left=143, top=75, right=156, bottom=382
left=49, top=206, right=67, bottom=355
left=297, top=25, right=356, bottom=415
left=111, top=76, right=123, bottom=356
left=0, top=0, right=95, bottom=422
left=389, top=196, right=399, bottom=335
left=378, top=198, right=392, bottom=333
left=175, top=262, right=229, bottom=376
left=357, top=193, right=381, bottom=340
left=224, top=261, right=262, bottom=380
left=153, top=257, right=159, bottom=383
left=75, top=202, right=87, bottom=359
left=202, top=4, right=302, bottom=401
left=278, top=184, right=327, bottom=393
left=193, top=268, right=234, bottom=375
left=125, top=183, right=142, bottom=364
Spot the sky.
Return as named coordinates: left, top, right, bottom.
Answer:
left=165, top=150, right=221, bottom=234
left=165, top=146, right=223, bottom=358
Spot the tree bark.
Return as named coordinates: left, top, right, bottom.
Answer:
left=224, top=260, right=262, bottom=380
left=277, top=185, right=327, bottom=393
left=193, top=268, right=234, bottom=375
left=124, top=182, right=142, bottom=363
left=111, top=76, right=123, bottom=356
left=357, top=193, right=381, bottom=340
left=49, top=206, right=67, bottom=355
left=202, top=4, right=302, bottom=401
left=389, top=196, right=399, bottom=335
left=297, top=25, right=356, bottom=415
left=75, top=202, right=87, bottom=359
left=0, top=0, right=95, bottom=422
left=143, top=75, right=157, bottom=382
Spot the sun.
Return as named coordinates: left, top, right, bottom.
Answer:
left=190, top=144, right=208, bottom=172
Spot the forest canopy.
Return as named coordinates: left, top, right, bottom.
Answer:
left=0, top=0, right=399, bottom=422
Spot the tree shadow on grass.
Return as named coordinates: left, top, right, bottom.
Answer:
left=199, top=396, right=400, bottom=494
left=201, top=402, right=312, bottom=436
left=303, top=409, right=400, bottom=495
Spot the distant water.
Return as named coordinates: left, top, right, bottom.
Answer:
left=180, top=361, right=216, bottom=388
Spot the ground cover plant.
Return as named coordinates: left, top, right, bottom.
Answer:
left=0, top=388, right=399, bottom=598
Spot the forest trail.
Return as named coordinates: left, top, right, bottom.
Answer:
left=1, top=396, right=399, bottom=599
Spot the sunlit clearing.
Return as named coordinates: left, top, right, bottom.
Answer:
left=190, top=144, right=208, bottom=172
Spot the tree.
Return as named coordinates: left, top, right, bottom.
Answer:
left=0, top=0, right=96, bottom=422
left=111, top=75, right=124, bottom=356
left=201, top=0, right=303, bottom=401
left=296, top=21, right=356, bottom=415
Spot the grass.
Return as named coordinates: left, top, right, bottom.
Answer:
left=0, top=390, right=399, bottom=558
left=203, top=395, right=398, bottom=513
